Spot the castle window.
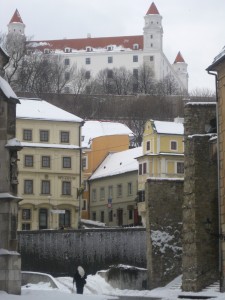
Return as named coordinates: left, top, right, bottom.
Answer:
left=64, top=47, right=72, bottom=53
left=86, top=57, right=91, bottom=64
left=107, top=46, right=113, bottom=51
left=85, top=71, right=90, bottom=79
left=150, top=56, right=154, bottom=61
left=64, top=58, right=70, bottom=65
left=65, top=72, right=70, bottom=80
left=107, top=69, right=113, bottom=79
left=133, top=55, right=138, bottom=62
left=44, top=48, right=50, bottom=54
left=108, top=56, right=113, bottom=63
left=133, top=44, right=139, bottom=50
left=151, top=35, right=153, bottom=39
left=151, top=43, right=153, bottom=47
left=86, top=47, right=92, bottom=52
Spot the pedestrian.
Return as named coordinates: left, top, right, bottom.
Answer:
left=73, top=266, right=87, bottom=294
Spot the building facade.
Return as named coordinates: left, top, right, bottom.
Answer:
left=81, top=120, right=133, bottom=219
left=89, top=147, right=142, bottom=226
left=136, top=118, right=184, bottom=226
left=16, top=98, right=83, bottom=230
left=8, top=3, right=188, bottom=93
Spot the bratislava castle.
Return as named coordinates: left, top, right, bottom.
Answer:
left=8, top=3, right=188, bottom=92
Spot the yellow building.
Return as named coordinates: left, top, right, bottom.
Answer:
left=81, top=120, right=133, bottom=219
left=137, top=119, right=184, bottom=225
left=16, top=98, right=83, bottom=230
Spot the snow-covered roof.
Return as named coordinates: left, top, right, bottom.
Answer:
left=153, top=120, right=184, bottom=135
left=82, top=120, right=133, bottom=148
left=0, top=76, right=18, bottom=101
left=89, top=147, right=142, bottom=180
left=17, top=98, right=83, bottom=123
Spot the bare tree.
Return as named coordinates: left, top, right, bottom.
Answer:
left=137, top=63, right=155, bottom=94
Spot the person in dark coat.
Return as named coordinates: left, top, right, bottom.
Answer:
left=73, top=266, right=87, bottom=294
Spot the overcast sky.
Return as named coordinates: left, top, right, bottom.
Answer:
left=1, top=0, right=225, bottom=93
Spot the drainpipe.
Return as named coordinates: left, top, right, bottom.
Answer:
left=207, top=70, right=222, bottom=287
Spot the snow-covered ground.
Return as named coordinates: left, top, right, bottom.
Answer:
left=0, top=271, right=224, bottom=300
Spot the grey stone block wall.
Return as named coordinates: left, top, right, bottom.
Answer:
left=182, top=102, right=219, bottom=292
left=145, top=178, right=183, bottom=289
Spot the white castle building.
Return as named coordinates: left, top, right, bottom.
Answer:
left=8, top=3, right=188, bottom=92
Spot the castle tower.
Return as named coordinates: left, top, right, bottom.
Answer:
left=173, top=51, right=188, bottom=90
left=7, top=9, right=25, bottom=36
left=143, top=2, right=163, bottom=52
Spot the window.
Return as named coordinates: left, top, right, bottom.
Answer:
left=62, top=181, right=71, bottom=195
left=133, top=43, right=139, bottom=50
left=143, top=162, right=147, bottom=174
left=117, top=184, right=122, bottom=197
left=23, top=129, right=32, bottom=141
left=39, top=208, right=48, bottom=230
left=24, top=180, right=33, bottom=194
left=86, top=57, right=91, bottom=64
left=133, top=55, right=138, bottom=62
left=22, top=223, right=30, bottom=230
left=92, top=189, right=97, bottom=201
left=150, top=56, right=154, bottom=61
left=107, top=46, right=113, bottom=51
left=146, top=141, right=151, bottom=151
left=108, top=186, right=113, bottom=198
left=100, top=211, right=104, bottom=223
left=107, top=69, right=113, bottom=79
left=108, top=56, right=113, bottom=63
left=82, top=157, right=88, bottom=169
left=133, top=69, right=138, bottom=79
left=59, top=210, right=71, bottom=228
left=128, top=182, right=132, bottom=196
left=24, top=155, right=33, bottom=167
left=41, top=180, right=50, bottom=194
left=177, top=162, right=184, bottom=174
left=100, top=187, right=105, bottom=200
left=92, top=212, right=96, bottom=221
left=139, top=164, right=143, bottom=175
left=129, top=209, right=133, bottom=220
left=61, top=131, right=69, bottom=143
left=85, top=71, right=90, bottom=79
left=108, top=210, right=113, bottom=222
left=63, top=157, right=71, bottom=168
left=82, top=200, right=87, bottom=211
left=65, top=72, right=70, bottom=80
left=64, top=58, right=70, bottom=65
left=44, top=49, right=50, bottom=54
left=40, top=130, right=49, bottom=142
left=42, top=156, right=50, bottom=168
left=22, top=209, right=31, bottom=220
left=86, top=47, right=92, bottom=52
left=171, top=141, right=177, bottom=150
left=64, top=47, right=71, bottom=53
left=151, top=34, right=153, bottom=39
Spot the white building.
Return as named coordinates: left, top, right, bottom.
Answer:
left=8, top=3, right=188, bottom=92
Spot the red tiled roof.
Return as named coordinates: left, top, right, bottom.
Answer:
left=9, top=9, right=23, bottom=24
left=146, top=2, right=159, bottom=15
left=174, top=51, right=185, bottom=63
left=28, top=35, right=144, bottom=51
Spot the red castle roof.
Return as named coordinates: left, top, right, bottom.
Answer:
left=9, top=9, right=23, bottom=24
left=146, top=2, right=160, bottom=15
left=174, top=51, right=185, bottom=63
left=29, top=35, right=144, bottom=52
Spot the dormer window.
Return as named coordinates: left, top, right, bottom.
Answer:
left=133, top=44, right=139, bottom=50
left=86, top=46, right=92, bottom=52
left=64, top=47, right=72, bottom=53
left=107, top=46, right=113, bottom=51
left=44, top=48, right=50, bottom=54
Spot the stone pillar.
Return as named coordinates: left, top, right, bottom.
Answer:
left=182, top=103, right=219, bottom=292
left=0, top=194, right=22, bottom=295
